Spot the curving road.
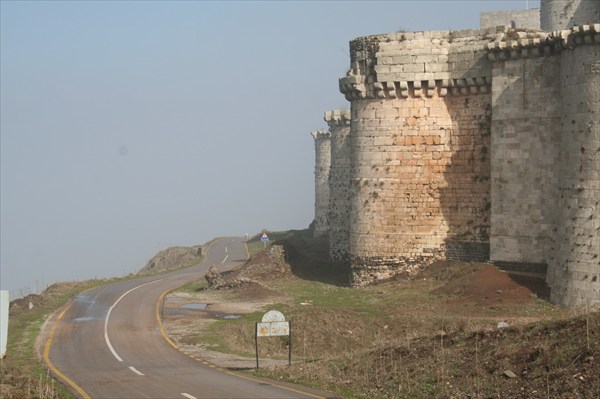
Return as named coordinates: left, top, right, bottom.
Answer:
left=41, top=237, right=334, bottom=399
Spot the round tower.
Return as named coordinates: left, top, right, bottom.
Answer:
left=311, top=130, right=332, bottom=238
left=339, top=29, right=496, bottom=286
left=547, top=26, right=600, bottom=307
left=541, top=0, right=600, bottom=31
left=325, top=109, right=352, bottom=261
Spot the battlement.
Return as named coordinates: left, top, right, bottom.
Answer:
left=310, top=130, right=331, bottom=140
left=486, top=24, right=600, bottom=60
left=324, top=109, right=351, bottom=127
left=340, top=77, right=491, bottom=100
left=339, top=27, right=503, bottom=100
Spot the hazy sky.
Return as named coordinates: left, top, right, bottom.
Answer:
left=1, top=0, right=540, bottom=296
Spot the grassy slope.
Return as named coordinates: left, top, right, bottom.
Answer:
left=1, top=280, right=112, bottom=399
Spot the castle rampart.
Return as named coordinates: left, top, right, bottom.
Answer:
left=312, top=1, right=599, bottom=307
left=325, top=110, right=352, bottom=261
left=487, top=24, right=600, bottom=307
left=312, top=130, right=331, bottom=237
left=488, top=29, right=561, bottom=268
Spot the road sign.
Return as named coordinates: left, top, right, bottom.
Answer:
left=256, top=310, right=289, bottom=337
left=260, top=233, right=269, bottom=242
left=255, top=310, right=291, bottom=369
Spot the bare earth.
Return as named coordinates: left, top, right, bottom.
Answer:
left=162, top=285, right=290, bottom=370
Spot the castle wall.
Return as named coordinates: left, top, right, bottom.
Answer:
left=480, top=9, right=541, bottom=29
left=321, top=1, right=599, bottom=307
left=312, top=130, right=331, bottom=237
left=548, top=27, right=600, bottom=307
left=541, top=0, right=600, bottom=31
left=325, top=110, right=352, bottom=261
left=340, top=29, right=496, bottom=285
left=487, top=24, right=600, bottom=307
left=488, top=35, right=561, bottom=266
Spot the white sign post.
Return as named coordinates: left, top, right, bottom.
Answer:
left=0, top=290, right=9, bottom=359
left=255, top=310, right=290, bottom=369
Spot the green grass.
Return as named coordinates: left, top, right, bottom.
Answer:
left=271, top=279, right=380, bottom=314
left=245, top=229, right=307, bottom=257
left=177, top=279, right=209, bottom=293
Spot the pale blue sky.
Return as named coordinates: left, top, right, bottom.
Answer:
left=1, top=0, right=540, bottom=296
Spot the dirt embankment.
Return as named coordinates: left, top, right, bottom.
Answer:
left=138, top=246, right=203, bottom=274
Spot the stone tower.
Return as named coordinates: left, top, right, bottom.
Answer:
left=487, top=4, right=599, bottom=307
left=325, top=109, right=352, bottom=261
left=549, top=26, right=600, bottom=307
left=339, top=30, right=496, bottom=285
left=311, top=130, right=332, bottom=237
left=541, top=0, right=600, bottom=31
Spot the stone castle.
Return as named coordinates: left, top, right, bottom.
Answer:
left=311, top=0, right=599, bottom=308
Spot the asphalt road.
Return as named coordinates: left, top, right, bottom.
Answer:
left=42, top=237, right=334, bottom=399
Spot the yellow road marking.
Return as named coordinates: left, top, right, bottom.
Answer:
left=43, top=301, right=92, bottom=399
left=156, top=289, right=179, bottom=350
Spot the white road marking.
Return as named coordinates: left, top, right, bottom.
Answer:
left=104, top=279, right=164, bottom=362
left=221, top=254, right=228, bottom=264
left=181, top=393, right=197, bottom=399
left=128, top=366, right=144, bottom=376
left=225, top=246, right=228, bottom=253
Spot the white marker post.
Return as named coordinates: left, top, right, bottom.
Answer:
left=0, top=290, right=9, bottom=358
left=255, top=310, right=290, bottom=369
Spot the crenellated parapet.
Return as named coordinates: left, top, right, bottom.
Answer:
left=340, top=78, right=492, bottom=100
left=338, top=27, right=504, bottom=101
left=324, top=109, right=351, bottom=128
left=486, top=24, right=600, bottom=61
left=311, top=129, right=331, bottom=141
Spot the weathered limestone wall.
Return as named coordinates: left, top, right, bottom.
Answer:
left=480, top=9, right=541, bottom=29
left=488, top=31, right=560, bottom=267
left=325, top=109, right=352, bottom=261
left=311, top=130, right=331, bottom=237
left=318, top=1, right=599, bottom=307
left=541, top=0, right=600, bottom=31
left=548, top=26, right=600, bottom=307
left=340, top=29, right=496, bottom=285
left=487, top=24, right=600, bottom=307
